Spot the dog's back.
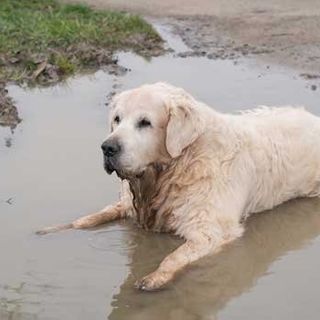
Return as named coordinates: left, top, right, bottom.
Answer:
left=238, top=107, right=320, bottom=214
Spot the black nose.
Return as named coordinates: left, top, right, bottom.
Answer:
left=101, top=140, right=121, bottom=157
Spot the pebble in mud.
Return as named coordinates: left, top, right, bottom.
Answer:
left=300, top=73, right=320, bottom=80
left=176, top=51, right=206, bottom=58
left=5, top=137, right=12, bottom=148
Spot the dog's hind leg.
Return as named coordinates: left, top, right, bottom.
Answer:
left=36, top=202, right=127, bottom=235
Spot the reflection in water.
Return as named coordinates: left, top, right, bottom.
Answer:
left=109, top=197, right=320, bottom=320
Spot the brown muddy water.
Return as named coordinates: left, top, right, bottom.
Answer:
left=1, top=26, right=320, bottom=320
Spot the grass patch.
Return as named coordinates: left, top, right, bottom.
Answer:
left=0, top=0, right=163, bottom=85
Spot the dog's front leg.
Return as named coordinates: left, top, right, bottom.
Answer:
left=135, top=228, right=242, bottom=291
left=36, top=202, right=128, bottom=235
left=72, top=202, right=127, bottom=229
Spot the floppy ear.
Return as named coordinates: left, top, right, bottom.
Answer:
left=165, top=90, right=204, bottom=158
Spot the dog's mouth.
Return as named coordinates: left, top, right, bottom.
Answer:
left=104, top=158, right=145, bottom=179
left=104, top=158, right=119, bottom=175
left=104, top=158, right=145, bottom=180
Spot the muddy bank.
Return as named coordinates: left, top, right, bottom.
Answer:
left=0, top=41, right=163, bottom=129
left=66, top=0, right=320, bottom=76
left=169, top=14, right=320, bottom=76
left=0, top=0, right=164, bottom=86
left=0, top=82, right=21, bottom=128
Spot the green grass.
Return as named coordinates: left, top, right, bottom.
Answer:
left=0, top=0, right=162, bottom=83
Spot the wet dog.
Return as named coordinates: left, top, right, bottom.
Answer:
left=38, top=82, right=320, bottom=291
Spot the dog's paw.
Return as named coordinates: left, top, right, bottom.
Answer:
left=134, top=271, right=172, bottom=291
left=35, top=228, right=50, bottom=235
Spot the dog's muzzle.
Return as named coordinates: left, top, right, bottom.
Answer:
left=101, top=139, right=122, bottom=175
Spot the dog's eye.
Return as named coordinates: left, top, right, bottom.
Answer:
left=137, top=118, right=152, bottom=129
left=114, top=115, right=120, bottom=124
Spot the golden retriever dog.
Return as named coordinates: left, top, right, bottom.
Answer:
left=38, top=82, right=320, bottom=291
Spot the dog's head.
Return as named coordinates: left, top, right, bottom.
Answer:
left=102, top=82, right=204, bottom=178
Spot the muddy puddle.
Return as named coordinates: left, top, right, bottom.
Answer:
left=1, top=26, right=320, bottom=320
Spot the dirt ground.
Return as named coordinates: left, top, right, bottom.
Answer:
left=64, top=0, right=320, bottom=74
left=0, top=82, right=21, bottom=129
